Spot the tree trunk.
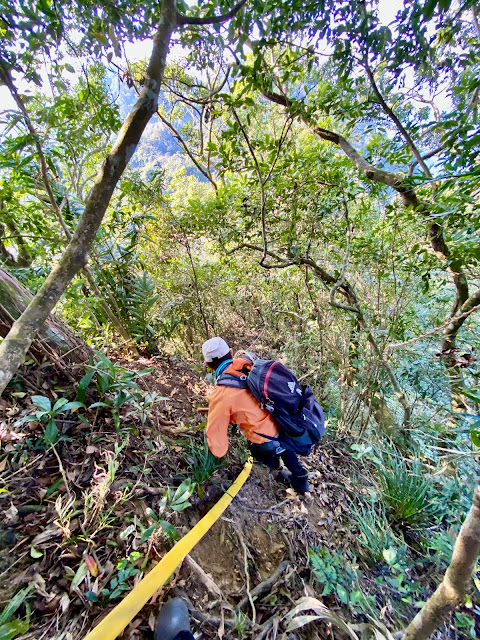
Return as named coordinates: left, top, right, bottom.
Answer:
left=0, top=268, right=92, bottom=364
left=403, top=486, right=480, bottom=640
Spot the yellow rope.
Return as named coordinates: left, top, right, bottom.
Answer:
left=83, top=456, right=253, bottom=640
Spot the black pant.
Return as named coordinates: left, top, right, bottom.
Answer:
left=249, top=440, right=309, bottom=493
left=171, top=633, right=195, bottom=640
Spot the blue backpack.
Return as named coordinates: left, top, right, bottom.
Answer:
left=217, top=354, right=325, bottom=456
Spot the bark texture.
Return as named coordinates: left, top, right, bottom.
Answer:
left=403, top=486, right=480, bottom=640
left=0, top=268, right=92, bottom=364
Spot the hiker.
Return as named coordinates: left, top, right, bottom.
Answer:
left=202, top=337, right=315, bottom=495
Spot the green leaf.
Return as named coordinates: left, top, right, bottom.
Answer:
left=0, top=585, right=32, bottom=624
left=45, top=477, right=63, bottom=498
left=52, top=397, right=69, bottom=412
left=383, top=548, right=397, bottom=566
left=59, top=401, right=85, bottom=413
left=85, top=591, right=98, bottom=602
left=44, top=419, right=58, bottom=445
left=70, top=562, right=88, bottom=592
left=31, top=396, right=51, bottom=412
left=145, top=507, right=159, bottom=522
left=336, top=584, right=349, bottom=604
left=171, top=500, right=192, bottom=512
left=470, top=430, right=480, bottom=448
left=140, top=524, right=158, bottom=544
left=0, top=619, right=30, bottom=640
left=30, top=546, right=43, bottom=559
left=172, top=479, right=194, bottom=503
left=160, top=520, right=180, bottom=541
left=77, top=371, right=95, bottom=403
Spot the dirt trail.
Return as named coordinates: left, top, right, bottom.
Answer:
left=0, top=352, right=357, bottom=640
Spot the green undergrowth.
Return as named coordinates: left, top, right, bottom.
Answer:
left=305, top=429, right=479, bottom=636
left=2, top=357, right=479, bottom=640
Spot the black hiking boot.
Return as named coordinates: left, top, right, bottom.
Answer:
left=277, top=469, right=310, bottom=495
left=276, top=469, right=292, bottom=487
left=154, top=598, right=193, bottom=640
left=290, top=472, right=309, bottom=495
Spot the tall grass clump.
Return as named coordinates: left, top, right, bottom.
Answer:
left=351, top=499, right=401, bottom=564
left=183, top=435, right=225, bottom=486
left=375, top=451, right=438, bottom=529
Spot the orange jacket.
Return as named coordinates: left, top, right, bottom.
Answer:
left=206, top=359, right=279, bottom=458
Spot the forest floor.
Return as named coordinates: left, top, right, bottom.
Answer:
left=0, top=351, right=460, bottom=640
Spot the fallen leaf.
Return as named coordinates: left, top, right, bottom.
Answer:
left=70, top=561, right=88, bottom=592
left=148, top=612, right=156, bottom=631
left=60, top=593, right=70, bottom=613
left=4, top=503, right=19, bottom=524
left=85, top=555, right=98, bottom=577
left=32, top=525, right=62, bottom=546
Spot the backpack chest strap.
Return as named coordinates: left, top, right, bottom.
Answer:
left=216, top=372, right=249, bottom=389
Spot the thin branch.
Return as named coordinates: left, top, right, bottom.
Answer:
left=363, top=60, right=432, bottom=178
left=156, top=109, right=217, bottom=188
left=387, top=301, right=480, bottom=352
left=408, top=145, right=444, bottom=177
left=164, top=68, right=231, bottom=106
left=231, top=107, right=269, bottom=264
left=329, top=194, right=360, bottom=314
left=177, top=0, right=247, bottom=26
left=182, top=231, right=210, bottom=340
left=262, top=116, right=293, bottom=186
left=0, top=234, right=63, bottom=242
left=225, top=242, right=297, bottom=269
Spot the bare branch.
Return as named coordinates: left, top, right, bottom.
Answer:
left=231, top=107, right=269, bottom=264
left=329, top=194, right=360, bottom=314
left=177, top=0, right=247, bottom=26
left=156, top=109, right=217, bottom=189
left=387, top=300, right=480, bottom=352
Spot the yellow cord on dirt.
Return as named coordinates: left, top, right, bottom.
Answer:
left=83, top=456, right=253, bottom=640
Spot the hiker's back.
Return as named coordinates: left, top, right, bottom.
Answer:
left=217, top=354, right=325, bottom=455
